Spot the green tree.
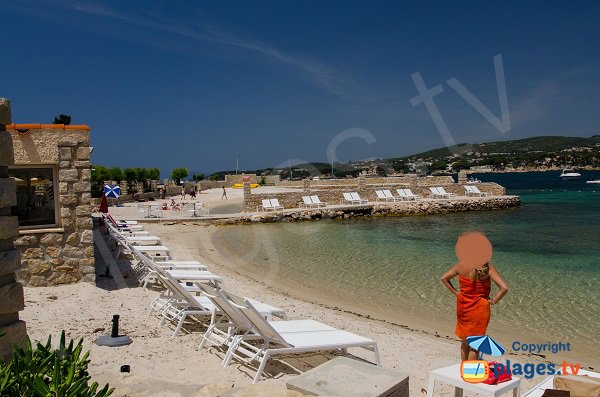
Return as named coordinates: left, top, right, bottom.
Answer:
left=134, top=168, right=148, bottom=181
left=91, top=165, right=110, bottom=183
left=124, top=168, right=138, bottom=183
left=53, top=114, right=72, bottom=125
left=171, top=167, right=189, bottom=185
left=430, top=161, right=447, bottom=171
left=109, top=167, right=124, bottom=182
left=451, top=161, right=471, bottom=171
left=192, top=173, right=205, bottom=182
left=123, top=168, right=138, bottom=194
left=374, top=166, right=387, bottom=177
left=148, top=168, right=160, bottom=181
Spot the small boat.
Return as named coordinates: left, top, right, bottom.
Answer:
left=467, top=177, right=481, bottom=184
left=586, top=180, right=600, bottom=184
left=559, top=169, right=581, bottom=179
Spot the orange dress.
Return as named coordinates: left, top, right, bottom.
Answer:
left=456, top=275, right=491, bottom=341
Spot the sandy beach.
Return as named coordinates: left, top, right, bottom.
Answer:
left=20, top=220, right=564, bottom=396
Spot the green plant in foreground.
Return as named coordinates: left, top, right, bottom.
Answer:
left=0, top=331, right=114, bottom=397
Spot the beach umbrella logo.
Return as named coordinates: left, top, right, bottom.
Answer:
left=103, top=184, right=121, bottom=199
left=461, top=335, right=508, bottom=384
left=466, top=335, right=506, bottom=359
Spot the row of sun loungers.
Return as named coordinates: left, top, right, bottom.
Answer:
left=102, top=213, right=380, bottom=383
left=258, top=186, right=492, bottom=212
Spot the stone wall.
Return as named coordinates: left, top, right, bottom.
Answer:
left=0, top=98, right=26, bottom=360
left=243, top=178, right=505, bottom=212
left=7, top=125, right=94, bottom=287
left=198, top=180, right=226, bottom=191
left=275, top=175, right=456, bottom=188
left=225, top=173, right=258, bottom=185
left=172, top=195, right=520, bottom=225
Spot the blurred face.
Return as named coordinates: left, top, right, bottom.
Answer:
left=455, top=232, right=492, bottom=273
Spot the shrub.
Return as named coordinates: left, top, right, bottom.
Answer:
left=0, top=331, right=114, bottom=396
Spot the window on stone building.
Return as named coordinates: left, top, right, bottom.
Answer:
left=9, top=166, right=58, bottom=228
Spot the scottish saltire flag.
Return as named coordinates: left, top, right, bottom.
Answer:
left=103, top=184, right=121, bottom=199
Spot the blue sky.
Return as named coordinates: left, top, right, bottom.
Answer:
left=2, top=1, right=599, bottom=177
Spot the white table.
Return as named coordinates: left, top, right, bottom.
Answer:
left=428, top=364, right=521, bottom=397
left=142, top=203, right=161, bottom=218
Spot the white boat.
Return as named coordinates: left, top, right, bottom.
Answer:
left=586, top=180, right=600, bottom=184
left=467, top=177, right=481, bottom=184
left=559, top=169, right=581, bottom=179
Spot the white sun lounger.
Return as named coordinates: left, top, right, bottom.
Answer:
left=350, top=192, right=368, bottom=204
left=310, top=195, right=327, bottom=207
left=464, top=185, right=490, bottom=197
left=165, top=269, right=223, bottom=283
left=144, top=263, right=284, bottom=337
left=396, top=188, right=422, bottom=201
left=342, top=192, right=368, bottom=205
left=258, top=198, right=284, bottom=212
left=156, top=260, right=208, bottom=271
left=135, top=245, right=171, bottom=256
left=125, top=236, right=161, bottom=245
left=221, top=294, right=381, bottom=383
left=105, top=214, right=142, bottom=228
left=301, top=196, right=313, bottom=208
left=437, top=187, right=457, bottom=198
left=375, top=190, right=387, bottom=201
left=301, top=195, right=327, bottom=208
left=429, top=187, right=456, bottom=199
left=383, top=190, right=402, bottom=202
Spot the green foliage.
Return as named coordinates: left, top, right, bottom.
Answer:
left=192, top=173, right=205, bottom=182
left=123, top=168, right=137, bottom=183
left=147, top=168, right=160, bottom=181
left=134, top=168, right=148, bottom=181
left=108, top=167, right=124, bottom=182
left=53, top=114, right=72, bottom=125
left=451, top=160, right=472, bottom=171
left=374, top=166, right=387, bottom=177
left=171, top=168, right=189, bottom=185
left=0, top=331, right=114, bottom=397
left=429, top=161, right=447, bottom=171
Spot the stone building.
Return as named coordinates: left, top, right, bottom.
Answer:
left=0, top=98, right=26, bottom=359
left=5, top=122, right=94, bottom=287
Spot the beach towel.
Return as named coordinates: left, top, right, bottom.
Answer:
left=456, top=275, right=491, bottom=341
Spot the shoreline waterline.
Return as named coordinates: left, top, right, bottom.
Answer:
left=142, top=219, right=599, bottom=370
left=207, top=222, right=598, bottom=368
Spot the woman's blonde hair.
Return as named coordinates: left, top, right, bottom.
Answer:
left=473, top=262, right=490, bottom=280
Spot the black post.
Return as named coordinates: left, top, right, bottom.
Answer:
left=111, top=314, right=120, bottom=337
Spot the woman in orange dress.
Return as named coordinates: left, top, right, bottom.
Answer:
left=441, top=232, right=509, bottom=360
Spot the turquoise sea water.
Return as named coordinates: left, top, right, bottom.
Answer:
left=214, top=171, right=600, bottom=365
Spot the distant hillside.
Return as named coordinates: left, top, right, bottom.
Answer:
left=206, top=135, right=600, bottom=179
left=400, top=135, right=600, bottom=161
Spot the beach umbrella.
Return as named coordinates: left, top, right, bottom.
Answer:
left=103, top=184, right=121, bottom=199
left=467, top=335, right=506, bottom=358
left=99, top=192, right=108, bottom=213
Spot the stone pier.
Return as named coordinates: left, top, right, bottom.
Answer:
left=0, top=98, right=26, bottom=360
